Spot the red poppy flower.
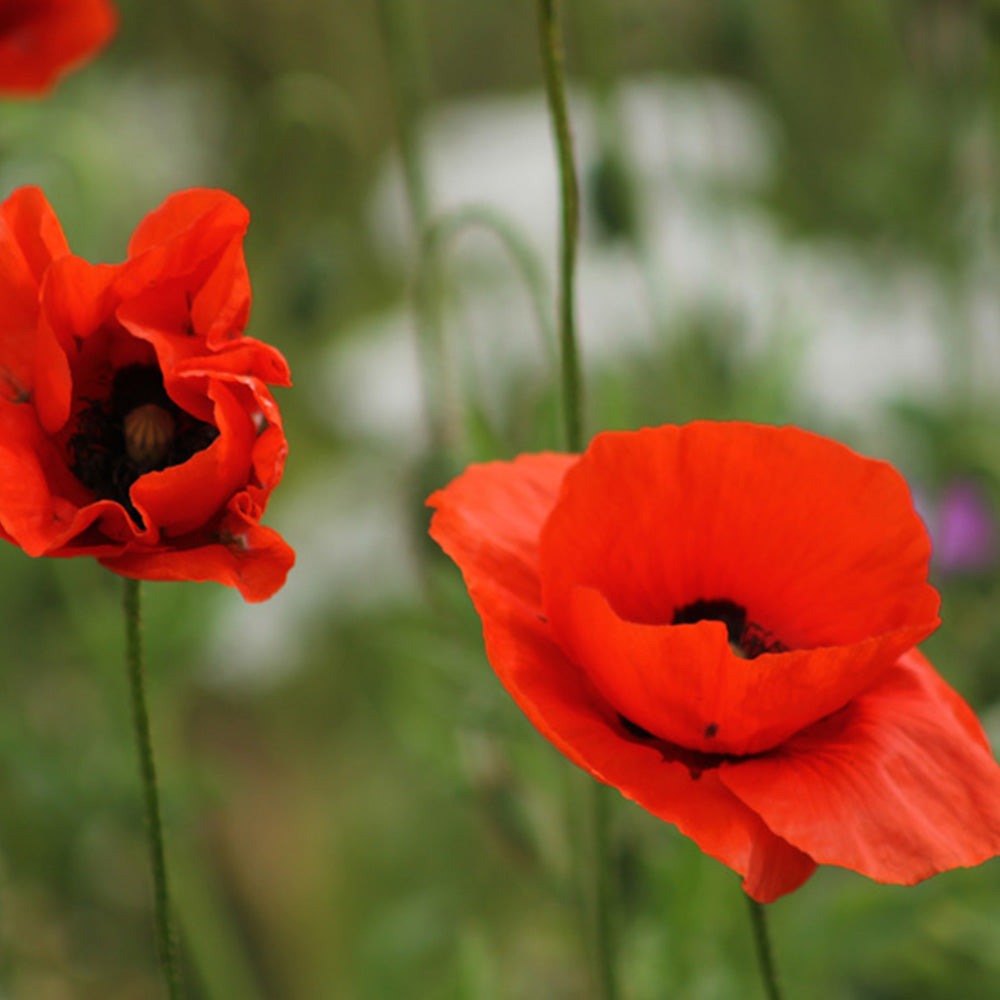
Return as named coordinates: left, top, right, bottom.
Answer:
left=0, top=185, right=294, bottom=601
left=428, top=423, right=1000, bottom=901
left=0, top=0, right=117, bottom=95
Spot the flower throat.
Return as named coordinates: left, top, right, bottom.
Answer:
left=671, top=598, right=787, bottom=659
left=69, top=364, right=218, bottom=520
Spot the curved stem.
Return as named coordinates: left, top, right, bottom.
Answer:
left=124, top=578, right=183, bottom=999
left=421, top=204, right=557, bottom=366
left=537, top=0, right=585, bottom=454
left=747, top=897, right=784, bottom=1000
left=536, top=5, right=616, bottom=999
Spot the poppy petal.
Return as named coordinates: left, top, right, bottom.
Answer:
left=0, top=187, right=69, bottom=404
left=539, top=424, right=939, bottom=745
left=719, top=648, right=1000, bottom=885
left=35, top=255, right=119, bottom=434
left=429, top=455, right=817, bottom=902
left=428, top=453, right=578, bottom=611
left=540, top=423, right=938, bottom=647
left=130, top=380, right=255, bottom=536
left=0, top=0, right=117, bottom=94
left=0, top=186, right=69, bottom=284
left=0, top=400, right=96, bottom=554
left=561, top=585, right=936, bottom=755
left=191, top=239, right=251, bottom=347
left=176, top=344, right=292, bottom=393
left=126, top=188, right=249, bottom=261
left=99, top=497, right=295, bottom=602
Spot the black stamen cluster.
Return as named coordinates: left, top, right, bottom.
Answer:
left=672, top=598, right=787, bottom=658
left=68, top=364, right=219, bottom=522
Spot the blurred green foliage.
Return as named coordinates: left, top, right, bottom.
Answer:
left=2, top=0, right=1000, bottom=998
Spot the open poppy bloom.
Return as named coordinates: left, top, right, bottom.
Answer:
left=428, top=423, right=1000, bottom=901
left=0, top=185, right=293, bottom=601
left=0, top=0, right=117, bottom=95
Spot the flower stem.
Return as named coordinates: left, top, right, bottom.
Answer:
left=536, top=4, right=617, bottom=998
left=374, top=0, right=431, bottom=232
left=124, top=578, right=182, bottom=999
left=746, top=897, right=784, bottom=1000
left=536, top=0, right=585, bottom=454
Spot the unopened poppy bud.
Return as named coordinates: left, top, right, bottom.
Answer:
left=124, top=404, right=175, bottom=470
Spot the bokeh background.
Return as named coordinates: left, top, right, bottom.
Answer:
left=3, top=1, right=1000, bottom=997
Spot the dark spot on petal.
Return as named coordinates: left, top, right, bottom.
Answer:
left=704, top=722, right=718, bottom=739
left=616, top=713, right=738, bottom=779
left=1, top=368, right=30, bottom=404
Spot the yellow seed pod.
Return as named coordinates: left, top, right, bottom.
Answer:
left=124, top=404, right=176, bottom=470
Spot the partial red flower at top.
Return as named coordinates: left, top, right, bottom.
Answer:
left=428, top=423, right=1000, bottom=902
left=0, top=0, right=117, bottom=95
left=0, top=185, right=294, bottom=601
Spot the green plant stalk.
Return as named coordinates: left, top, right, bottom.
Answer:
left=124, top=578, right=182, bottom=999
left=421, top=204, right=557, bottom=367
left=374, top=0, right=431, bottom=230
left=537, top=0, right=585, bottom=455
left=747, top=897, right=784, bottom=1000
left=536, top=4, right=618, bottom=999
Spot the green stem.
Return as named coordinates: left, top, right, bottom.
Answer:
left=537, top=0, right=585, bottom=454
left=536, top=4, right=616, bottom=998
left=421, top=204, right=557, bottom=367
left=747, top=897, right=784, bottom=1000
left=374, top=0, right=431, bottom=230
left=124, top=578, right=182, bottom=999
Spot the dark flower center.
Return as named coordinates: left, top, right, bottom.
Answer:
left=671, top=598, right=787, bottom=659
left=68, top=364, right=219, bottom=522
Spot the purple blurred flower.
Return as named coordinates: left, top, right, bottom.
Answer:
left=933, top=479, right=998, bottom=575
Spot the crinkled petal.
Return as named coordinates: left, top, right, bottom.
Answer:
left=130, top=380, right=255, bottom=536
left=719, top=648, right=1000, bottom=885
left=0, top=399, right=93, bottom=553
left=35, top=255, right=119, bottom=434
left=0, top=396, right=148, bottom=554
left=126, top=188, right=249, bottom=262
left=0, top=186, right=69, bottom=402
left=0, top=185, right=70, bottom=283
left=191, top=238, right=251, bottom=347
left=177, top=343, right=292, bottom=389
left=100, top=494, right=294, bottom=602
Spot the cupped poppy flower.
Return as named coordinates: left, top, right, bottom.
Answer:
left=0, top=185, right=293, bottom=601
left=428, top=423, right=1000, bottom=901
left=0, top=0, right=117, bottom=95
